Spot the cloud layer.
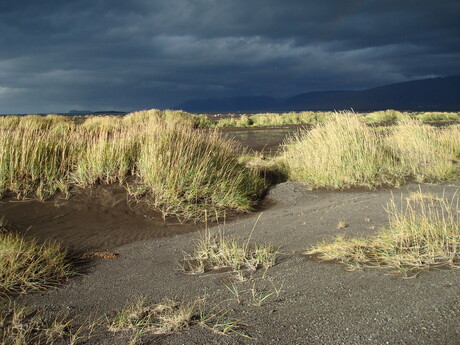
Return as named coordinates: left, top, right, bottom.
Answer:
left=1, top=0, right=459, bottom=113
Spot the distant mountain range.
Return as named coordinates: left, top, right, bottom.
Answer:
left=175, top=75, right=460, bottom=113
left=68, top=110, right=127, bottom=115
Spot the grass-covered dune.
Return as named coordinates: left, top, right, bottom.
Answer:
left=0, top=110, right=263, bottom=221
left=282, top=113, right=460, bottom=189
left=212, top=109, right=460, bottom=128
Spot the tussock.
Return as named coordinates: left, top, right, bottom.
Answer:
left=0, top=110, right=263, bottom=221
left=0, top=221, right=72, bottom=295
left=306, top=193, right=460, bottom=273
left=282, top=113, right=460, bottom=189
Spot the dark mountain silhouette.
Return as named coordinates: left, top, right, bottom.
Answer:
left=175, top=96, right=279, bottom=113
left=175, top=75, right=460, bottom=113
left=69, top=109, right=93, bottom=114
left=68, top=110, right=127, bottom=115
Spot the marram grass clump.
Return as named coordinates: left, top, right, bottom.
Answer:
left=388, top=119, right=460, bottom=182
left=0, top=221, right=72, bottom=295
left=0, top=110, right=264, bottom=221
left=282, top=113, right=460, bottom=189
left=282, top=113, right=401, bottom=189
left=136, top=121, right=264, bottom=220
left=306, top=193, right=460, bottom=274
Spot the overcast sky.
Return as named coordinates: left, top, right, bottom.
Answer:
left=1, top=0, right=459, bottom=114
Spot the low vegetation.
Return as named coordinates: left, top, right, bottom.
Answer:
left=0, top=302, right=94, bottom=345
left=0, top=110, right=263, bottom=221
left=0, top=220, right=72, bottom=295
left=182, top=223, right=278, bottom=274
left=306, top=193, right=460, bottom=274
left=282, top=113, right=460, bottom=189
left=109, top=298, right=197, bottom=336
left=109, top=297, right=244, bottom=343
left=214, top=111, right=333, bottom=127
left=211, top=110, right=459, bottom=128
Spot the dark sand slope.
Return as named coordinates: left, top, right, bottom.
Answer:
left=0, top=185, right=200, bottom=252
left=16, top=181, right=460, bottom=345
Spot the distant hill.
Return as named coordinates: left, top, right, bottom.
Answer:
left=176, top=96, right=279, bottom=113
left=175, top=75, right=460, bottom=113
left=68, top=110, right=127, bottom=115
left=69, top=109, right=93, bottom=114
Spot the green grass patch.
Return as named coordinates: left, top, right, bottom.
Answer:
left=363, top=110, right=408, bottom=124
left=416, top=112, right=460, bottom=123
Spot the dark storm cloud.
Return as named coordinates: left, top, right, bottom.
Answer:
left=0, top=0, right=459, bottom=113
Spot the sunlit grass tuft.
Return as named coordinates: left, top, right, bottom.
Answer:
left=306, top=193, right=460, bottom=274
left=282, top=113, right=460, bottom=189
left=0, top=110, right=263, bottom=221
left=182, top=223, right=278, bottom=274
left=0, top=225, right=72, bottom=295
left=282, top=112, right=401, bottom=189
left=388, top=119, right=460, bottom=182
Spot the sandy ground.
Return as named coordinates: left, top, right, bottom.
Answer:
left=6, top=180, right=460, bottom=344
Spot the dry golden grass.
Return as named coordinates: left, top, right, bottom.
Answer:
left=0, top=223, right=72, bottom=295
left=306, top=192, right=460, bottom=274
left=182, top=221, right=278, bottom=274
left=0, top=302, right=94, bottom=345
left=109, top=298, right=196, bottom=335
left=109, top=297, right=244, bottom=343
left=282, top=113, right=460, bottom=189
left=0, top=110, right=263, bottom=221
left=283, top=113, right=401, bottom=189
left=388, top=119, right=460, bottom=182
left=336, top=219, right=348, bottom=229
left=212, top=110, right=459, bottom=128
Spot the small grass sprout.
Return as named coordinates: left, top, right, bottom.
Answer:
left=0, top=303, right=94, bottom=345
left=110, top=297, right=245, bottom=342
left=182, top=228, right=278, bottom=274
left=337, top=219, right=348, bottom=229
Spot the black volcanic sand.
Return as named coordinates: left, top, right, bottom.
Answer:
left=9, top=180, right=460, bottom=344
left=220, top=124, right=305, bottom=155
left=0, top=185, right=202, bottom=253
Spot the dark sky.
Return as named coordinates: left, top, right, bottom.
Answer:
left=1, top=0, right=459, bottom=114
